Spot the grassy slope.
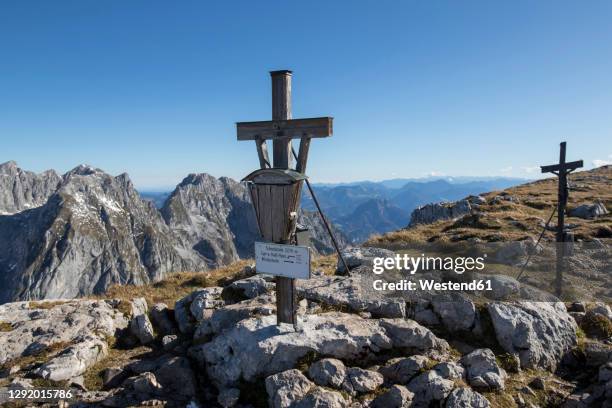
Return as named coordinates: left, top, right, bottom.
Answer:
left=368, top=166, right=611, bottom=247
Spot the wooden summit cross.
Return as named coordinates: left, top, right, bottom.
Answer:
left=236, top=70, right=333, bottom=325
left=540, top=141, right=583, bottom=297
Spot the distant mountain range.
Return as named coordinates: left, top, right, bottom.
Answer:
left=140, top=176, right=526, bottom=244
left=300, top=177, right=528, bottom=242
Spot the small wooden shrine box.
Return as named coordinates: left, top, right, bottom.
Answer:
left=242, top=168, right=307, bottom=243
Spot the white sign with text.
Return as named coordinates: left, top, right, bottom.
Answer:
left=255, top=242, right=311, bottom=279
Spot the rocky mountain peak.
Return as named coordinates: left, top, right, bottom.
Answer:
left=0, top=161, right=61, bottom=215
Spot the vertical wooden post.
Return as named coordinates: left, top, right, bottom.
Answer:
left=555, top=142, right=567, bottom=296
left=270, top=70, right=297, bottom=325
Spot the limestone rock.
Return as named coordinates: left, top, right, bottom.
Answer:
left=34, top=336, right=108, bottom=381
left=407, top=370, right=455, bottom=407
left=308, top=358, right=346, bottom=388
left=487, top=301, right=577, bottom=370
left=129, top=298, right=155, bottom=345
left=460, top=348, right=506, bottom=390
left=379, top=356, right=430, bottom=384
left=568, top=202, right=608, bottom=219
left=295, top=387, right=347, bottom=408
left=189, top=287, right=225, bottom=321
left=433, top=362, right=466, bottom=380
left=600, top=362, right=612, bottom=383
left=431, top=294, right=476, bottom=332
left=445, top=387, right=490, bottom=408
left=193, top=312, right=448, bottom=387
left=226, top=275, right=273, bottom=299
left=0, top=299, right=127, bottom=366
left=370, top=384, right=414, bottom=408
left=336, top=247, right=395, bottom=274
left=161, top=335, right=179, bottom=351
left=150, top=303, right=176, bottom=335
left=193, top=294, right=275, bottom=341
left=344, top=367, right=383, bottom=393
left=297, top=275, right=406, bottom=318
left=265, top=369, right=313, bottom=408
left=218, top=387, right=240, bottom=408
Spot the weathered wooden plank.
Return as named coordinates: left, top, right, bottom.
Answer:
left=295, top=137, right=311, bottom=174
left=237, top=117, right=333, bottom=141
left=255, top=138, right=270, bottom=169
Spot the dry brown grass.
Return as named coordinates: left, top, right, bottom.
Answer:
left=96, top=260, right=252, bottom=307
left=369, top=166, right=612, bottom=248
left=83, top=345, right=155, bottom=390
left=96, top=254, right=337, bottom=308
left=27, top=300, right=71, bottom=309
left=312, top=254, right=338, bottom=276
left=0, top=321, right=13, bottom=332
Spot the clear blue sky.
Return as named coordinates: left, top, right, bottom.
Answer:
left=1, top=1, right=611, bottom=190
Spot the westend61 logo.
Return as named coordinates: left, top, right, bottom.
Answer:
left=371, top=254, right=493, bottom=292
left=372, top=254, right=487, bottom=275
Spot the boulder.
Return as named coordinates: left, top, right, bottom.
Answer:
left=297, top=275, right=406, bottom=318
left=431, top=294, right=476, bottom=332
left=129, top=298, right=155, bottom=344
left=295, top=387, right=347, bottom=408
left=336, top=247, right=395, bottom=274
left=123, top=354, right=197, bottom=401
left=484, top=275, right=521, bottom=301
left=124, top=371, right=163, bottom=395
left=600, top=362, right=612, bottom=383
left=591, top=303, right=612, bottom=320
left=460, top=348, right=506, bottom=390
left=379, top=356, right=430, bottom=384
left=265, top=369, right=314, bottom=408
left=193, top=294, right=275, bottom=340
left=193, top=312, right=448, bottom=386
left=34, top=336, right=108, bottom=381
left=0, top=299, right=127, bottom=366
left=174, top=291, right=197, bottom=334
left=494, top=239, right=540, bottom=265
left=226, top=275, right=273, bottom=299
left=487, top=302, right=577, bottom=370
left=218, top=387, right=241, bottom=408
left=445, top=387, right=490, bottom=408
left=130, top=314, right=155, bottom=345
left=344, top=367, right=383, bottom=393
left=407, top=370, right=455, bottom=407
left=370, top=385, right=414, bottom=408
left=433, top=362, right=465, bottom=380
left=150, top=303, right=176, bottom=335
left=161, top=334, right=179, bottom=351
left=568, top=202, right=608, bottom=219
left=189, top=287, right=225, bottom=321
left=308, top=358, right=346, bottom=388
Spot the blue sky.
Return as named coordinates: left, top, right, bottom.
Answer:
left=1, top=1, right=611, bottom=189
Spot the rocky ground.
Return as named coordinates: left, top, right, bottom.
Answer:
left=0, top=249, right=610, bottom=408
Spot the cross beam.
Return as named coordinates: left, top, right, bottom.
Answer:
left=540, top=141, right=583, bottom=297
left=540, top=160, right=583, bottom=174
left=236, top=117, right=333, bottom=141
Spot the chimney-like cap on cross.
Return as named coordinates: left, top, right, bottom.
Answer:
left=270, top=70, right=293, bottom=76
